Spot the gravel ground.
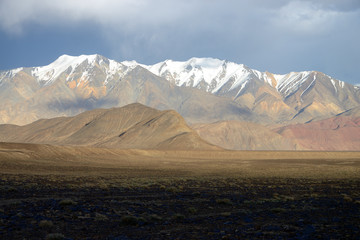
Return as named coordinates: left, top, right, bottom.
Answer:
left=1, top=175, right=359, bottom=239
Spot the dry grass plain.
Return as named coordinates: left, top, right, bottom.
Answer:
left=1, top=142, right=360, bottom=239
left=1, top=142, right=360, bottom=178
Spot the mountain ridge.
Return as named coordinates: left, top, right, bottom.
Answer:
left=2, top=54, right=355, bottom=97
left=142, top=58, right=360, bottom=123
left=0, top=54, right=359, bottom=126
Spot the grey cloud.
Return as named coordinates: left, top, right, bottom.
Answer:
left=0, top=0, right=203, bottom=34
left=1, top=0, right=356, bottom=37
left=0, top=0, right=359, bottom=84
left=305, top=0, right=360, bottom=12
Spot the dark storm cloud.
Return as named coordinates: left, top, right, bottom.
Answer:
left=0, top=0, right=359, bottom=84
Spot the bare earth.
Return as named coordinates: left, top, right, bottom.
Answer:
left=1, top=142, right=360, bottom=239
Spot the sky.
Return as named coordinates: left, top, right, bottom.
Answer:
left=1, top=0, right=360, bottom=85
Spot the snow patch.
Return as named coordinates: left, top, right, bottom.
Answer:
left=228, top=69, right=251, bottom=91
left=300, top=74, right=316, bottom=101
left=331, top=79, right=337, bottom=92
left=273, top=74, right=286, bottom=83
left=104, top=59, right=127, bottom=85
left=122, top=60, right=139, bottom=68
left=234, top=80, right=249, bottom=98
left=212, top=64, right=249, bottom=93
left=277, top=71, right=312, bottom=97
left=339, top=80, right=345, bottom=88
left=0, top=67, right=23, bottom=83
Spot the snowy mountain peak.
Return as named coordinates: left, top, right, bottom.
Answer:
left=141, top=57, right=357, bottom=101
left=29, top=54, right=128, bottom=86
left=121, top=60, right=139, bottom=68
left=186, top=57, right=225, bottom=68
left=52, top=54, right=102, bottom=68
left=31, top=54, right=98, bottom=84
left=145, top=58, right=265, bottom=93
left=144, top=57, right=251, bottom=92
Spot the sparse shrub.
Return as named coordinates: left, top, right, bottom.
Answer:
left=187, top=207, right=197, bottom=214
left=342, top=194, right=353, bottom=202
left=172, top=213, right=185, bottom=221
left=0, top=185, right=18, bottom=193
left=310, top=193, right=319, bottom=198
left=273, top=193, right=295, bottom=201
left=6, top=186, right=18, bottom=193
left=121, top=215, right=139, bottom=226
left=148, top=214, right=162, bottom=222
left=220, top=212, right=231, bottom=217
left=95, top=213, right=108, bottom=221
left=137, top=217, right=147, bottom=225
left=98, top=180, right=109, bottom=190
left=243, top=200, right=253, bottom=205
left=273, top=193, right=280, bottom=199
left=59, top=198, right=76, bottom=206
left=166, top=186, right=180, bottom=193
left=39, top=220, right=54, bottom=229
left=216, top=198, right=233, bottom=205
left=45, top=233, right=65, bottom=240
left=282, top=195, right=295, bottom=201
left=271, top=208, right=287, bottom=213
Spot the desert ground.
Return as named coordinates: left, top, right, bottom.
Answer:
left=1, top=142, right=360, bottom=239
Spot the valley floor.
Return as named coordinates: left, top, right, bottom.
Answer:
left=0, top=143, right=360, bottom=239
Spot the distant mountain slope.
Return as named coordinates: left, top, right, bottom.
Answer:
left=0, top=103, right=220, bottom=150
left=192, top=120, right=302, bottom=150
left=0, top=54, right=359, bottom=126
left=0, top=55, right=256, bottom=125
left=276, top=106, right=360, bottom=151
left=144, top=58, right=360, bottom=123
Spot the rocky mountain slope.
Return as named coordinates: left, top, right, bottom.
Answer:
left=276, top=106, right=360, bottom=151
left=144, top=58, right=360, bottom=123
left=0, top=103, right=220, bottom=150
left=193, top=120, right=302, bottom=150
left=1, top=54, right=359, bottom=126
left=0, top=55, right=255, bottom=125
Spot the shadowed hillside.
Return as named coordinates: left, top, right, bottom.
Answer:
left=0, top=103, right=220, bottom=150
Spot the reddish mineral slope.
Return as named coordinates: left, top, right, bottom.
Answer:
left=276, top=107, right=360, bottom=150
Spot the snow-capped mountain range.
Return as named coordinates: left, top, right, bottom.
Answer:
left=0, top=54, right=359, bottom=125
left=0, top=54, right=351, bottom=98
left=144, top=57, right=309, bottom=97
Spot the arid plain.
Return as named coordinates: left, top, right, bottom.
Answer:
left=1, top=142, right=360, bottom=239
left=1, top=142, right=360, bottom=178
